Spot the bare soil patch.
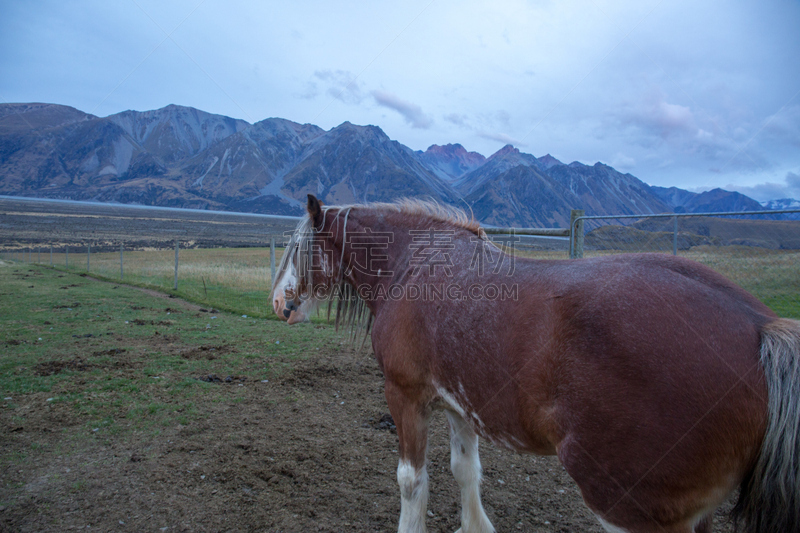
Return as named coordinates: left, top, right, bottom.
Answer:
left=33, top=358, right=94, bottom=376
left=179, top=344, right=237, bottom=361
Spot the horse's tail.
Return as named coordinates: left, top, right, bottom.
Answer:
left=733, top=318, right=800, bottom=533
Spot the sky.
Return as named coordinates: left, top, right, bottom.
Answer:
left=1, top=0, right=799, bottom=201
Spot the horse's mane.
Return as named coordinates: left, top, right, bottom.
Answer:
left=273, top=198, right=486, bottom=346
left=362, top=198, right=485, bottom=237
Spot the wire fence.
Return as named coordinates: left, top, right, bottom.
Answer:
left=1, top=197, right=799, bottom=319
left=565, top=210, right=800, bottom=318
left=2, top=242, right=287, bottom=318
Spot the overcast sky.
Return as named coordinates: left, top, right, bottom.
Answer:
left=1, top=0, right=799, bottom=200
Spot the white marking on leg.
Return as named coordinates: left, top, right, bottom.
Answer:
left=436, top=384, right=489, bottom=436
left=397, top=459, right=428, bottom=533
left=446, top=410, right=495, bottom=533
left=436, top=386, right=468, bottom=419
left=593, top=514, right=630, bottom=533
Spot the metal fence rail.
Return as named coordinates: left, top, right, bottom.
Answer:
left=569, top=209, right=800, bottom=258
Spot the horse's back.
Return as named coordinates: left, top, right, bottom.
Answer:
left=532, top=254, right=771, bottom=529
left=542, top=253, right=774, bottom=374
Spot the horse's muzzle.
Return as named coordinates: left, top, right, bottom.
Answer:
left=281, top=298, right=306, bottom=324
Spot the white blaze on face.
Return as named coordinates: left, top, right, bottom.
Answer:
left=272, top=263, right=308, bottom=324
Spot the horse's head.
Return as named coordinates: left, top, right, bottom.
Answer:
left=271, top=253, right=309, bottom=324
left=272, top=195, right=340, bottom=324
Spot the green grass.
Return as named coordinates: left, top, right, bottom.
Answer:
left=42, top=247, right=285, bottom=319
left=683, top=246, right=800, bottom=318
left=0, top=261, right=346, bottom=445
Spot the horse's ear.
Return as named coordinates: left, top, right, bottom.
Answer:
left=307, top=194, right=324, bottom=228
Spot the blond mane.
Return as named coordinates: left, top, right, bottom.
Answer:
left=361, top=198, right=485, bottom=237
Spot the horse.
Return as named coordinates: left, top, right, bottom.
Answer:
left=273, top=194, right=800, bottom=533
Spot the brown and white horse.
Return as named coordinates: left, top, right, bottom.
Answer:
left=275, top=195, right=800, bottom=533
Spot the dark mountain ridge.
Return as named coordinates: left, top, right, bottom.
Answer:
left=0, top=102, right=790, bottom=227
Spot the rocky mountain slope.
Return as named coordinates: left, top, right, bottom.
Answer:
left=0, top=102, right=788, bottom=227
left=650, top=186, right=764, bottom=213
left=457, top=146, right=669, bottom=227
left=416, top=143, right=486, bottom=181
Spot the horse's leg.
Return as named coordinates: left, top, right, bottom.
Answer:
left=386, top=381, right=431, bottom=533
left=445, top=410, right=495, bottom=533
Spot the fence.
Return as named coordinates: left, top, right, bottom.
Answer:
left=565, top=209, right=800, bottom=318
left=1, top=196, right=799, bottom=319
left=1, top=241, right=288, bottom=318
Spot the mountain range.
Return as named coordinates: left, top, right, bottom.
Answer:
left=0, top=102, right=795, bottom=227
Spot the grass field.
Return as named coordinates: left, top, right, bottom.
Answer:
left=7, top=242, right=800, bottom=320
left=23, top=247, right=287, bottom=319
left=0, top=260, right=340, bottom=433
left=683, top=246, right=800, bottom=318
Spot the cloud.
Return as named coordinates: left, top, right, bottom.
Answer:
left=477, top=131, right=525, bottom=147
left=619, top=93, right=697, bottom=139
left=313, top=70, right=365, bottom=104
left=296, top=81, right=319, bottom=100
left=445, top=110, right=510, bottom=131
left=444, top=113, right=470, bottom=128
left=610, top=89, right=777, bottom=174
left=371, top=90, right=433, bottom=129
left=610, top=153, right=636, bottom=170
left=491, top=110, right=511, bottom=128
left=724, top=171, right=800, bottom=202
left=763, top=105, right=800, bottom=148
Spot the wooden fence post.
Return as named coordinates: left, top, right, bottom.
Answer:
left=270, top=237, right=276, bottom=286
left=673, top=216, right=678, bottom=256
left=120, top=244, right=124, bottom=280
left=570, top=209, right=585, bottom=259
left=66, top=246, right=69, bottom=268
left=174, top=240, right=179, bottom=290
left=87, top=243, right=91, bottom=271
left=50, top=245, right=53, bottom=266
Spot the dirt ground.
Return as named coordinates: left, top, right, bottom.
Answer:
left=0, top=363, right=738, bottom=533
left=0, top=287, right=737, bottom=533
